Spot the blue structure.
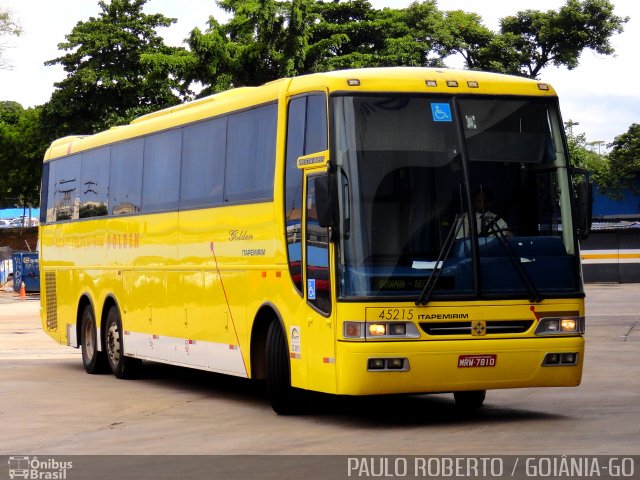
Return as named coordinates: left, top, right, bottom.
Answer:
left=592, top=179, right=640, bottom=219
left=12, top=252, right=40, bottom=292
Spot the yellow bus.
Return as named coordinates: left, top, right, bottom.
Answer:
left=39, top=67, right=589, bottom=414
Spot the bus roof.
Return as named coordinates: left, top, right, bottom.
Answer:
left=44, top=67, right=557, bottom=161
left=287, top=67, right=556, bottom=98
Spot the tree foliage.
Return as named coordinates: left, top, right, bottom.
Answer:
left=566, top=125, right=640, bottom=201
left=0, top=104, right=48, bottom=208
left=183, top=0, right=459, bottom=93
left=178, top=0, right=628, bottom=95
left=470, top=0, right=629, bottom=78
left=0, top=6, right=22, bottom=70
left=567, top=131, right=610, bottom=186
left=41, top=0, right=186, bottom=138
left=605, top=124, right=640, bottom=197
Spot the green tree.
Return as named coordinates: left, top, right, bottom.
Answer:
left=605, top=124, right=640, bottom=197
left=184, top=0, right=319, bottom=93
left=182, top=0, right=449, bottom=93
left=41, top=0, right=187, bottom=138
left=0, top=101, right=23, bottom=124
left=0, top=104, right=48, bottom=208
left=461, top=0, right=628, bottom=78
left=0, top=6, right=22, bottom=69
left=180, top=0, right=627, bottom=94
left=567, top=131, right=610, bottom=185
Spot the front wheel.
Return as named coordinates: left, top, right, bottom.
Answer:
left=265, top=320, right=303, bottom=415
left=454, top=390, right=486, bottom=409
left=80, top=305, right=108, bottom=374
left=105, top=306, right=141, bottom=379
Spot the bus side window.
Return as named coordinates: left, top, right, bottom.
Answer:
left=305, top=94, right=328, bottom=153
left=52, top=155, right=81, bottom=222
left=142, top=130, right=182, bottom=213
left=180, top=118, right=226, bottom=208
left=79, top=147, right=110, bottom=218
left=224, top=104, right=277, bottom=203
left=110, top=139, right=143, bottom=215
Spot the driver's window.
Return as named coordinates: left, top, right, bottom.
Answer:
left=285, top=93, right=327, bottom=294
left=306, top=176, right=331, bottom=314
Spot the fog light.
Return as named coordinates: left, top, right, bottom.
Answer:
left=368, top=358, right=385, bottom=370
left=545, top=353, right=560, bottom=365
left=369, top=324, right=386, bottom=336
left=561, top=319, right=577, bottom=332
left=561, top=353, right=578, bottom=365
left=389, top=324, right=406, bottom=336
left=387, top=358, right=404, bottom=370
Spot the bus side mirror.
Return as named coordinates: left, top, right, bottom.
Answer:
left=314, top=174, right=338, bottom=229
left=576, top=179, right=593, bottom=240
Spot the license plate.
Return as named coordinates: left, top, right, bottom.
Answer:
left=458, top=354, right=497, bottom=368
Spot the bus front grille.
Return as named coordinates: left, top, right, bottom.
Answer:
left=420, top=320, right=534, bottom=336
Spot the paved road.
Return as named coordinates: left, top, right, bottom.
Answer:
left=0, top=284, right=638, bottom=457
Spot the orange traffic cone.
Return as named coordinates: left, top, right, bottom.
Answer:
left=19, top=281, right=26, bottom=299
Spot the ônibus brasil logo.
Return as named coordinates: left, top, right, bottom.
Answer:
left=8, top=456, right=73, bottom=480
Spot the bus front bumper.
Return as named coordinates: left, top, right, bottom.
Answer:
left=334, top=336, right=584, bottom=396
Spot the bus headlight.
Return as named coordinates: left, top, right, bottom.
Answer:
left=343, top=322, right=420, bottom=339
left=369, top=323, right=387, bottom=336
left=535, top=316, right=585, bottom=335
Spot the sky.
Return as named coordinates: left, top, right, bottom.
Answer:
left=0, top=0, right=638, bottom=149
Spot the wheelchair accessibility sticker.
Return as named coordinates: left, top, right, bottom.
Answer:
left=307, top=279, right=316, bottom=300
left=431, top=103, right=452, bottom=122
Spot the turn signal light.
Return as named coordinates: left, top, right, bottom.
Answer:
left=344, top=322, right=363, bottom=338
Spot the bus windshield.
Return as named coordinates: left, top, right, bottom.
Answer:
left=332, top=94, right=580, bottom=300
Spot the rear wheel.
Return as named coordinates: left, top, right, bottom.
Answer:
left=265, top=320, right=303, bottom=415
left=80, top=305, right=108, bottom=374
left=105, top=305, right=141, bottom=379
left=454, top=390, right=486, bottom=409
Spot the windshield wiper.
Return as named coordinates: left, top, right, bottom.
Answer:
left=484, top=217, right=542, bottom=303
left=415, top=214, right=464, bottom=306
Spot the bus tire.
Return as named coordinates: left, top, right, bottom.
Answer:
left=105, top=305, right=141, bottom=379
left=80, top=304, right=108, bottom=374
left=265, top=320, right=302, bottom=415
left=454, top=390, right=486, bottom=409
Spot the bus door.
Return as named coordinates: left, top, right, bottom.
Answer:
left=303, top=172, right=337, bottom=393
